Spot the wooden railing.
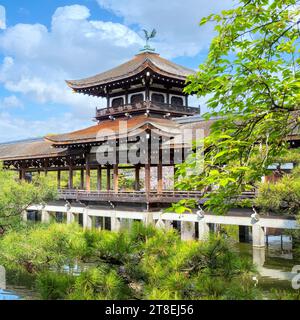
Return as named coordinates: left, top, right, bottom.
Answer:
left=96, top=101, right=200, bottom=119
left=58, top=189, right=255, bottom=204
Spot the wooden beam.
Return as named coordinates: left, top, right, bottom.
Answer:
left=113, top=164, right=119, bottom=193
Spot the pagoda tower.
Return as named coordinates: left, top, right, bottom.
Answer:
left=66, top=51, right=199, bottom=121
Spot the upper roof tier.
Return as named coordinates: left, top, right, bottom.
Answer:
left=66, top=52, right=196, bottom=91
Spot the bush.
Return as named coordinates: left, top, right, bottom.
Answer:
left=68, top=267, right=129, bottom=300
left=255, top=168, right=300, bottom=215
left=36, top=272, right=75, bottom=300
left=0, top=222, right=260, bottom=300
left=0, top=223, right=87, bottom=273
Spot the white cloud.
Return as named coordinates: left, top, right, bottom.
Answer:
left=0, top=5, right=6, bottom=30
left=0, top=95, right=23, bottom=109
left=0, top=2, right=233, bottom=142
left=97, top=0, right=235, bottom=58
left=0, top=5, right=143, bottom=117
left=0, top=112, right=91, bottom=143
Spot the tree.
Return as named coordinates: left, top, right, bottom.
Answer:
left=0, top=165, right=57, bottom=233
left=0, top=223, right=259, bottom=300
left=0, top=223, right=87, bottom=273
left=175, top=0, right=300, bottom=214
left=254, top=149, right=300, bottom=215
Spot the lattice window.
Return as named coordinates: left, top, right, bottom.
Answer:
left=171, top=96, right=184, bottom=106
left=111, top=97, right=124, bottom=108
left=151, top=93, right=165, bottom=104
left=131, top=94, right=144, bottom=104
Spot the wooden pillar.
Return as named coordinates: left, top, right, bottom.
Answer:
left=57, top=170, right=61, bottom=189
left=157, top=162, right=163, bottom=194
left=113, top=164, right=119, bottom=193
left=106, top=166, right=111, bottom=191
left=19, top=169, right=25, bottom=181
left=135, top=166, right=140, bottom=191
left=125, top=88, right=129, bottom=105
left=185, top=95, right=189, bottom=107
left=86, top=163, right=91, bottom=192
left=44, top=159, right=49, bottom=177
left=68, top=166, right=73, bottom=189
left=166, top=87, right=170, bottom=105
left=106, top=92, right=110, bottom=108
left=145, top=81, right=150, bottom=101
left=145, top=164, right=151, bottom=194
left=97, top=166, right=102, bottom=191
left=80, top=169, right=84, bottom=190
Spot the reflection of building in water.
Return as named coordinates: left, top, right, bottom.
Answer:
left=253, top=236, right=296, bottom=283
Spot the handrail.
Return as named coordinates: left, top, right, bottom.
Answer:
left=96, top=101, right=200, bottom=117
left=58, top=189, right=255, bottom=200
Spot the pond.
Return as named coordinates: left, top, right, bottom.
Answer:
left=0, top=236, right=299, bottom=300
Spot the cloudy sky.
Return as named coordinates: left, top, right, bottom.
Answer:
left=0, top=0, right=234, bottom=143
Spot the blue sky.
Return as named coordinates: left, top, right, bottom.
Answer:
left=0, top=0, right=234, bottom=142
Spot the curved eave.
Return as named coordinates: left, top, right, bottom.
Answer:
left=0, top=140, right=70, bottom=162
left=45, top=116, right=182, bottom=147
left=66, top=55, right=195, bottom=91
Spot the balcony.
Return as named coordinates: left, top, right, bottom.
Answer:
left=96, top=101, right=200, bottom=120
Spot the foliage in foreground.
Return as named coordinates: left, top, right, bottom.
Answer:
left=255, top=166, right=300, bottom=215
left=175, top=0, right=300, bottom=214
left=0, top=165, right=57, bottom=233
left=0, top=223, right=261, bottom=300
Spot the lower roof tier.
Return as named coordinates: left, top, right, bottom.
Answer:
left=1, top=116, right=299, bottom=163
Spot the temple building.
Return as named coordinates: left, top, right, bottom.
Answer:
left=0, top=47, right=299, bottom=242
left=0, top=48, right=208, bottom=232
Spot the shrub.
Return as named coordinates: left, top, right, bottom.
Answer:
left=36, top=272, right=75, bottom=300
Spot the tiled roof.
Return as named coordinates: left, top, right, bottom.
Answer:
left=66, top=52, right=195, bottom=90
left=0, top=140, right=69, bottom=161
left=45, top=115, right=182, bottom=145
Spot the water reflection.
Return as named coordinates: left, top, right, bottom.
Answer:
left=239, top=235, right=299, bottom=291
left=0, top=289, right=21, bottom=300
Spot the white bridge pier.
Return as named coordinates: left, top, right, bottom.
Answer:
left=26, top=203, right=299, bottom=248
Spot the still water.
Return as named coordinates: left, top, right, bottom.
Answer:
left=0, top=236, right=299, bottom=300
